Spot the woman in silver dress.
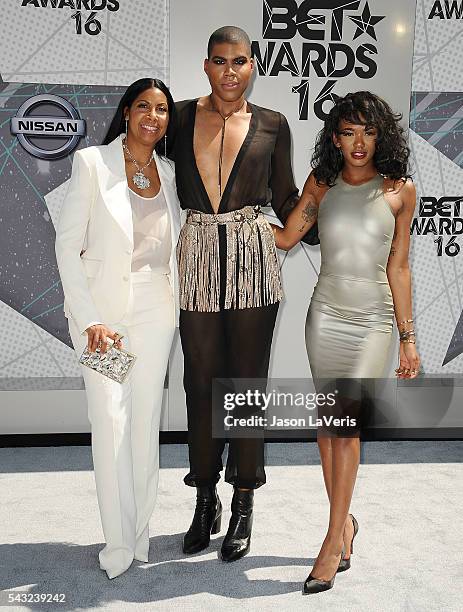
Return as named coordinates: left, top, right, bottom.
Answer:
left=272, top=91, right=420, bottom=594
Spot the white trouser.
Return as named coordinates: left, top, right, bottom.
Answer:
left=68, top=271, right=175, bottom=579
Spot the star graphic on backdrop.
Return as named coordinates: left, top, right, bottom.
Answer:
left=349, top=1, right=385, bottom=41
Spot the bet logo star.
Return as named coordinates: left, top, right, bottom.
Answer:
left=349, top=1, right=385, bottom=41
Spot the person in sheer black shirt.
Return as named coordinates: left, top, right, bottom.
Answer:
left=173, top=26, right=318, bottom=563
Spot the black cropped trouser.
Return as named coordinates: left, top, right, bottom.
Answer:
left=179, top=302, right=279, bottom=490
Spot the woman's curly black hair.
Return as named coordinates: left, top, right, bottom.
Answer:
left=311, top=91, right=411, bottom=187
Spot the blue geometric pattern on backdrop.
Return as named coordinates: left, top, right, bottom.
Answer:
left=410, top=92, right=463, bottom=169
left=0, top=80, right=125, bottom=347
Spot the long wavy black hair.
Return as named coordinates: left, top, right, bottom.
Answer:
left=102, top=78, right=177, bottom=157
left=311, top=91, right=411, bottom=187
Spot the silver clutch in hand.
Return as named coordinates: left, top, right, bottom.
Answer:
left=79, top=333, right=136, bottom=384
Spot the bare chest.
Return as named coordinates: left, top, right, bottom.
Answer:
left=193, top=109, right=252, bottom=213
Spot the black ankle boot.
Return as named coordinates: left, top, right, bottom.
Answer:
left=220, top=488, right=254, bottom=562
left=183, top=486, right=222, bottom=554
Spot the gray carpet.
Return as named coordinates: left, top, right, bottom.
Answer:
left=0, top=442, right=462, bottom=611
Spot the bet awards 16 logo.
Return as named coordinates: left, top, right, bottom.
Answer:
left=412, top=197, right=463, bottom=257
left=20, top=0, right=119, bottom=36
left=251, top=0, right=385, bottom=121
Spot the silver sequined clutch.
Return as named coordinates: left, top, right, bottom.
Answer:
left=79, top=335, right=136, bottom=384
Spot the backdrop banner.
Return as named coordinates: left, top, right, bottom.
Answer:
left=2, top=0, right=463, bottom=435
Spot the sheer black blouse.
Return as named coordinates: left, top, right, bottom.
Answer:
left=174, top=99, right=319, bottom=245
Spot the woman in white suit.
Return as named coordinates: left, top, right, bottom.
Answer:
left=55, top=78, right=180, bottom=579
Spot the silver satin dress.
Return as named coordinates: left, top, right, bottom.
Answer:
left=305, top=174, right=395, bottom=379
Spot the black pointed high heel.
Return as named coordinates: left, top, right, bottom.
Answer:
left=183, top=486, right=222, bottom=554
left=303, top=572, right=336, bottom=595
left=337, top=514, right=359, bottom=573
left=303, top=549, right=344, bottom=595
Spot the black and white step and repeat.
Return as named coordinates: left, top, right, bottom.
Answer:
left=0, top=0, right=462, bottom=434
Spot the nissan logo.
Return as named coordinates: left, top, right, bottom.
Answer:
left=10, top=94, right=86, bottom=160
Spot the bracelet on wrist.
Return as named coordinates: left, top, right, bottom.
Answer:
left=398, top=318, right=414, bottom=326
left=399, top=323, right=416, bottom=343
left=399, top=330, right=415, bottom=340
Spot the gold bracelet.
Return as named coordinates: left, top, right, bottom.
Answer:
left=398, top=318, right=414, bottom=327
left=399, top=330, right=415, bottom=339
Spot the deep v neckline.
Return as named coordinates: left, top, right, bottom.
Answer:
left=189, top=99, right=257, bottom=214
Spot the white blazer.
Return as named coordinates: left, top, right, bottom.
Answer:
left=55, top=134, right=181, bottom=335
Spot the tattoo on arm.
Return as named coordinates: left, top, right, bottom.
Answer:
left=389, top=245, right=397, bottom=257
left=298, top=203, right=317, bottom=232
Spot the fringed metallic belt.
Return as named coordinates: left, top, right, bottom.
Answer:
left=177, top=205, right=283, bottom=312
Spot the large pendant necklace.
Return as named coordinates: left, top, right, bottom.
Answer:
left=208, top=96, right=247, bottom=197
left=122, top=138, right=153, bottom=190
